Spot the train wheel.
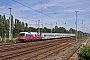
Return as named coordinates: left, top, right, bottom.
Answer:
left=15, top=39, right=18, bottom=43
left=20, top=40, right=22, bottom=42
left=24, top=40, right=26, bottom=43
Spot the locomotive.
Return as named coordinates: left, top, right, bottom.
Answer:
left=18, top=32, right=42, bottom=42
left=18, top=32, right=75, bottom=42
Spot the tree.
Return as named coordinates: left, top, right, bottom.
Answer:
left=69, top=28, right=76, bottom=34
left=24, top=23, right=28, bottom=32
left=20, top=22, right=24, bottom=32
left=28, top=27, right=37, bottom=32
left=58, top=27, right=68, bottom=33
left=0, top=15, right=2, bottom=21
left=43, top=27, right=48, bottom=33
left=2, top=14, right=6, bottom=20
left=52, top=26, right=58, bottom=33
left=0, top=14, right=85, bottom=38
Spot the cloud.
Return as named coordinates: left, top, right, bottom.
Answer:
left=0, top=0, right=90, bottom=32
left=0, top=6, right=5, bottom=8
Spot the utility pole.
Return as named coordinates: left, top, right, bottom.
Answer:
left=29, top=24, right=31, bottom=32
left=81, top=20, right=83, bottom=39
left=38, top=20, right=40, bottom=33
left=84, top=24, right=85, bottom=37
left=71, top=27, right=72, bottom=34
left=46, top=23, right=47, bottom=32
left=56, top=21, right=57, bottom=33
left=51, top=23, right=52, bottom=33
left=56, top=21, right=57, bottom=27
left=9, top=8, right=12, bottom=40
left=18, top=22, right=19, bottom=34
left=46, top=23, right=47, bottom=27
left=75, top=11, right=79, bottom=43
left=41, top=24, right=43, bottom=33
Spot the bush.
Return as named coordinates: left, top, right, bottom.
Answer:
left=3, top=40, right=15, bottom=43
left=77, top=45, right=90, bottom=60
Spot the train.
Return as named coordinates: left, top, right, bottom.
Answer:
left=18, top=32, right=75, bottom=42
left=41, top=33, right=75, bottom=39
left=18, top=32, right=42, bottom=42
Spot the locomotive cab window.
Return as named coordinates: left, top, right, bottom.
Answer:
left=19, top=33, right=25, bottom=36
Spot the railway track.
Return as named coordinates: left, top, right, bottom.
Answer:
left=0, top=37, right=75, bottom=53
left=0, top=37, right=76, bottom=60
left=25, top=43, right=71, bottom=60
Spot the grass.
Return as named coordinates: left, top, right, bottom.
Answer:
left=79, top=36, right=88, bottom=43
left=1, top=40, right=16, bottom=44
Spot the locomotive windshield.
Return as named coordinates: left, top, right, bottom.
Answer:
left=19, top=33, right=25, bottom=36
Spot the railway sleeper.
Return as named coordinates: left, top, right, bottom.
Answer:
left=0, top=42, right=62, bottom=59
left=25, top=43, right=71, bottom=60
left=0, top=42, right=70, bottom=60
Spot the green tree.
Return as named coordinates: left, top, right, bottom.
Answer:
left=52, top=26, right=58, bottom=33
left=69, top=28, right=76, bottom=34
left=1, top=15, right=7, bottom=38
left=43, top=27, right=48, bottom=33
left=58, top=27, right=68, bottom=33
left=20, top=22, right=24, bottom=32
left=24, top=23, right=28, bottom=32
left=28, top=27, right=37, bottom=32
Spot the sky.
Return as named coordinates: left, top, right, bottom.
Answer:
left=0, top=0, right=90, bottom=32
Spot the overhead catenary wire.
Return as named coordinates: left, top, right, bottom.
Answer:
left=38, top=0, right=59, bottom=15
left=0, top=0, right=61, bottom=25
left=37, top=0, right=67, bottom=26
left=0, top=0, right=42, bottom=21
left=38, top=0, right=69, bottom=21
left=0, top=11, right=67, bottom=29
left=0, top=0, right=46, bottom=24
left=0, top=0, right=65, bottom=28
left=0, top=0, right=52, bottom=20
left=0, top=11, right=48, bottom=27
left=0, top=0, right=40, bottom=17
left=0, top=0, right=23, bottom=13
left=12, top=0, right=58, bottom=21
left=0, top=11, right=37, bottom=22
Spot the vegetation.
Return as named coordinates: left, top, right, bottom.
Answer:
left=0, top=14, right=84, bottom=38
left=3, top=40, right=16, bottom=44
left=77, top=45, right=90, bottom=60
left=0, top=39, right=16, bottom=44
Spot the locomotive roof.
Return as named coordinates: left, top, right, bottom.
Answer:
left=19, top=32, right=39, bottom=34
left=20, top=32, right=28, bottom=33
left=30, top=32, right=37, bottom=34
